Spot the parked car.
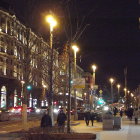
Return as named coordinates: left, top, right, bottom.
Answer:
left=8, top=106, right=34, bottom=114
left=94, top=111, right=102, bottom=122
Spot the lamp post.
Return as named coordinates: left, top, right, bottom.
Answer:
left=124, top=88, right=127, bottom=108
left=45, top=15, right=57, bottom=125
left=90, top=64, right=97, bottom=109
left=124, top=88, right=127, bottom=97
left=109, top=78, right=114, bottom=103
left=72, top=45, right=79, bottom=120
left=92, top=65, right=96, bottom=85
left=117, top=84, right=120, bottom=99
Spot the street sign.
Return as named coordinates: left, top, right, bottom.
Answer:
left=99, top=90, right=103, bottom=94
left=73, top=78, right=85, bottom=88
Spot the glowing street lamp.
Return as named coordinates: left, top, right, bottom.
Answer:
left=124, top=88, right=127, bottom=97
left=72, top=45, right=79, bottom=121
left=72, top=45, right=79, bottom=75
left=90, top=64, right=97, bottom=110
left=92, top=64, right=97, bottom=86
left=109, top=78, right=114, bottom=103
left=131, top=93, right=134, bottom=97
left=45, top=14, right=57, bottom=125
left=117, top=84, right=121, bottom=99
left=46, top=15, right=57, bottom=32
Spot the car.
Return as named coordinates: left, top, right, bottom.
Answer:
left=35, top=106, right=48, bottom=114
left=94, top=112, right=103, bottom=122
left=9, top=106, right=34, bottom=114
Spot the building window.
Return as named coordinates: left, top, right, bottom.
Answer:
left=1, top=86, right=7, bottom=108
left=0, top=17, right=6, bottom=33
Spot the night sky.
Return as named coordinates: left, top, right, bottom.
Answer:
left=1, top=0, right=140, bottom=90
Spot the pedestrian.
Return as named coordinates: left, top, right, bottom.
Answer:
left=40, top=110, right=52, bottom=128
left=127, top=108, right=134, bottom=121
left=57, top=109, right=67, bottom=132
left=90, top=110, right=95, bottom=126
left=84, top=109, right=90, bottom=126
left=120, top=109, right=123, bottom=118
left=113, top=107, right=118, bottom=116
left=133, top=108, right=139, bottom=125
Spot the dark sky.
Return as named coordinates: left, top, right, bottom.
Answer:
left=1, top=0, right=140, bottom=90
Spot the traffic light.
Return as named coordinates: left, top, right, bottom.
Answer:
left=27, top=85, right=32, bottom=91
left=54, top=101, right=57, bottom=105
left=97, top=98, right=104, bottom=105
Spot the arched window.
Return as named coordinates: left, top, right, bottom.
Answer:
left=1, top=86, right=7, bottom=108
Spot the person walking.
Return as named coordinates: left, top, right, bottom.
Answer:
left=57, top=109, right=67, bottom=132
left=84, top=109, right=90, bottom=126
left=133, top=108, right=139, bottom=125
left=90, top=110, right=95, bottom=126
left=40, top=110, right=52, bottom=129
left=113, top=107, right=118, bottom=116
left=120, top=109, right=123, bottom=118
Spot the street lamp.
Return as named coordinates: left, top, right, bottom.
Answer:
left=72, top=45, right=79, bottom=76
left=45, top=14, right=57, bottom=125
left=92, top=65, right=97, bottom=86
left=131, top=93, right=134, bottom=97
left=72, top=45, right=79, bottom=120
left=90, top=64, right=97, bottom=109
left=124, top=88, right=127, bottom=97
left=117, top=84, right=120, bottom=99
left=109, top=78, right=114, bottom=103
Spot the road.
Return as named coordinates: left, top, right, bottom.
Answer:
left=0, top=114, right=41, bottom=133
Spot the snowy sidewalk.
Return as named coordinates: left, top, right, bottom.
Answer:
left=71, top=119, right=140, bottom=140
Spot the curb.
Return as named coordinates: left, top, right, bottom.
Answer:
left=70, top=122, right=80, bottom=126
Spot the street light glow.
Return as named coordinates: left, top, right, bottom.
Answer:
left=43, top=85, right=47, bottom=88
left=131, top=93, right=134, bottom=97
left=124, top=88, right=127, bottom=91
left=72, top=45, right=79, bottom=53
left=92, top=64, right=97, bottom=72
left=21, top=80, right=25, bottom=84
left=117, top=84, right=120, bottom=89
left=46, top=15, right=57, bottom=32
left=109, top=78, right=114, bottom=84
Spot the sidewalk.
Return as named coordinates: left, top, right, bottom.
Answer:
left=71, top=118, right=140, bottom=140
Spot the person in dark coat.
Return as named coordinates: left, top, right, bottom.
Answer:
left=113, top=107, right=118, bottom=116
left=84, top=110, right=91, bottom=126
left=40, top=111, right=52, bottom=128
left=120, top=109, right=123, bottom=118
left=90, top=110, right=95, bottom=126
left=57, top=109, right=67, bottom=132
left=127, top=108, right=134, bottom=121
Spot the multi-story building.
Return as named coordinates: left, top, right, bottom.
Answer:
left=0, top=9, right=59, bottom=109
left=0, top=8, right=87, bottom=111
